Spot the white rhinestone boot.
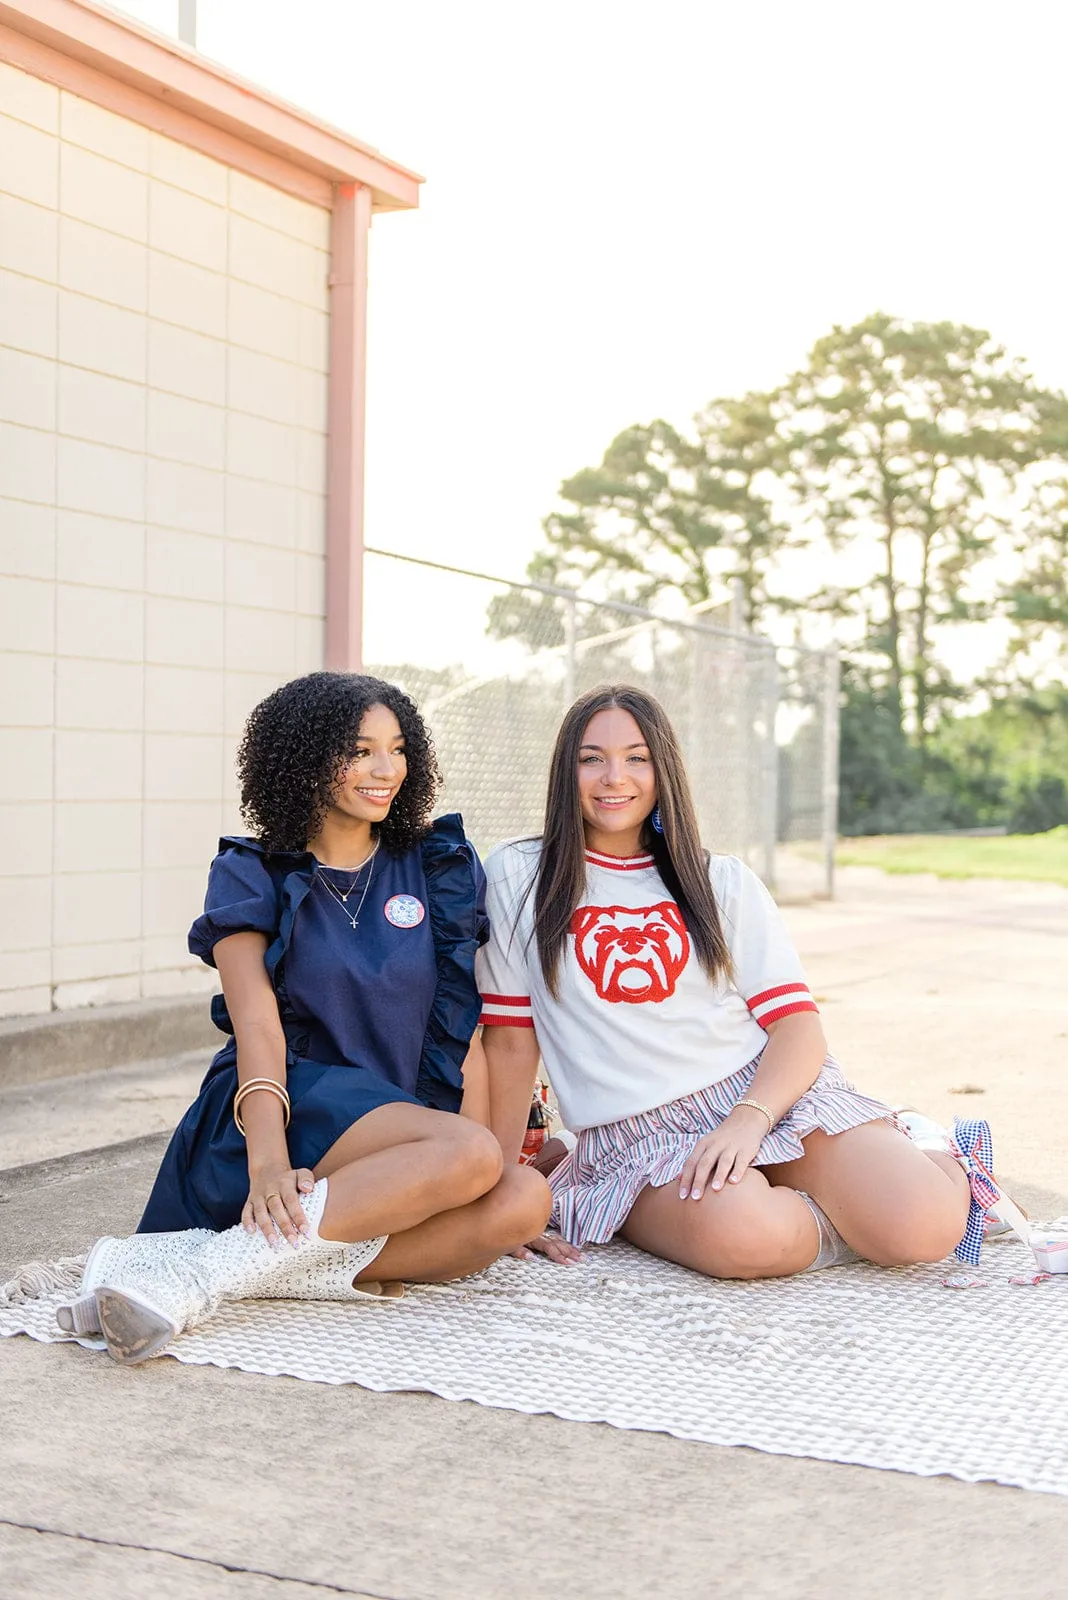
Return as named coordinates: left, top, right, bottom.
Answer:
left=90, top=1180, right=386, bottom=1364
left=243, top=1238, right=391, bottom=1302
left=59, top=1230, right=392, bottom=1333
left=56, top=1227, right=216, bottom=1337
left=77, top=1231, right=221, bottom=1364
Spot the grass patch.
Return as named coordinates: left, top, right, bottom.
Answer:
left=830, top=827, right=1068, bottom=886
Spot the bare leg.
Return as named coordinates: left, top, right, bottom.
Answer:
left=529, top=1137, right=570, bottom=1180
left=75, top=1114, right=545, bottom=1362
left=620, top=1166, right=819, bottom=1280
left=312, top=1103, right=504, bottom=1242
left=355, top=1164, right=552, bottom=1284
left=764, top=1121, right=970, bottom=1266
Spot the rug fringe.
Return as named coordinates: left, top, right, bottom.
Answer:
left=0, top=1254, right=87, bottom=1305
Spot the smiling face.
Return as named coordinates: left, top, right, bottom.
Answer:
left=577, top=706, right=658, bottom=855
left=329, top=702, right=408, bottom=825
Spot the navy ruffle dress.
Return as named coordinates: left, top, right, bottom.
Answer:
left=138, top=814, right=488, bottom=1233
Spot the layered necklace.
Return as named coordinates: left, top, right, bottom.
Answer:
left=315, top=840, right=380, bottom=931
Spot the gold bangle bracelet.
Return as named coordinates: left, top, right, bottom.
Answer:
left=233, top=1076, right=291, bottom=1113
left=735, top=1097, right=775, bottom=1130
left=234, top=1080, right=291, bottom=1119
left=233, top=1079, right=291, bottom=1136
left=234, top=1093, right=291, bottom=1137
left=234, top=1088, right=290, bottom=1137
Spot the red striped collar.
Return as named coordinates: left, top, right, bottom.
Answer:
left=584, top=848, right=656, bottom=873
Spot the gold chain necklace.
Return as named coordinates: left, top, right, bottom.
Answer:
left=314, top=840, right=380, bottom=900
left=315, top=844, right=379, bottom=931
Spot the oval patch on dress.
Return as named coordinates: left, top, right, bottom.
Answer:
left=384, top=893, right=425, bottom=928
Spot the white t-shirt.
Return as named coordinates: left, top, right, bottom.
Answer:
left=476, top=839, right=818, bottom=1132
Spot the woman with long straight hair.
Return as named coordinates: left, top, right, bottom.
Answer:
left=58, top=672, right=550, bottom=1362
left=479, top=684, right=1017, bottom=1279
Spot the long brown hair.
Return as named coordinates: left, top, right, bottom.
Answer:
left=532, top=684, right=732, bottom=996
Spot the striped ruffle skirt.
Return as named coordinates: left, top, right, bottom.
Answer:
left=549, top=1053, right=893, bottom=1246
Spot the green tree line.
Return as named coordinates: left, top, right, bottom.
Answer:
left=490, top=313, right=1068, bottom=834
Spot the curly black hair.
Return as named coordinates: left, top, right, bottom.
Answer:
left=237, top=672, right=441, bottom=855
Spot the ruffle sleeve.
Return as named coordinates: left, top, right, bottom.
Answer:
left=188, top=838, right=280, bottom=969
left=416, top=813, right=489, bottom=1113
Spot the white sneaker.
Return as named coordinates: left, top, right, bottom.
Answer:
left=895, top=1108, right=1030, bottom=1260
left=894, top=1107, right=952, bottom=1151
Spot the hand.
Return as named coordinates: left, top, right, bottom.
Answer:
left=511, top=1231, right=583, bottom=1265
left=243, top=1163, right=315, bottom=1247
left=678, top=1108, right=769, bottom=1200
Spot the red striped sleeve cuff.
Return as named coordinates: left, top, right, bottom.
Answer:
left=746, top=983, right=819, bottom=1028
left=479, top=993, right=534, bottom=1028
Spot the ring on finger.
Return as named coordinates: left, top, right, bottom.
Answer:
left=264, top=1192, right=281, bottom=1202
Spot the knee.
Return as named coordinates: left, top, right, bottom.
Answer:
left=510, top=1163, right=553, bottom=1239
left=706, top=1208, right=815, bottom=1281
left=484, top=1164, right=552, bottom=1248
left=859, top=1192, right=965, bottom=1268
left=863, top=1211, right=963, bottom=1268
left=441, top=1119, right=504, bottom=1205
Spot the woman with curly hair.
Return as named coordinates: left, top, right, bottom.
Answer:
left=58, top=672, right=550, bottom=1364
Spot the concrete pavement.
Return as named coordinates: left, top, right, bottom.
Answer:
left=1, top=866, right=1066, bottom=1599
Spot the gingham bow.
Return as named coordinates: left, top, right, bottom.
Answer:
left=951, top=1117, right=1000, bottom=1265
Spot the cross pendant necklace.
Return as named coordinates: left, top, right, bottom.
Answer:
left=317, top=848, right=377, bottom=931
left=346, top=861, right=374, bottom=928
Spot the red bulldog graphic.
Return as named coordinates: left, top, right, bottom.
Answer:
left=570, top=901, right=689, bottom=1004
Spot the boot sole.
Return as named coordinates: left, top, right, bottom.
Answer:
left=56, top=1295, right=100, bottom=1335
left=55, top=1236, right=112, bottom=1336
left=95, top=1286, right=178, bottom=1365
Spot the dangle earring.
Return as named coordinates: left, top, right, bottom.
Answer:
left=650, top=806, right=664, bottom=835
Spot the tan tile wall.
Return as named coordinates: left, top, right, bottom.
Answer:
left=0, top=63, right=331, bottom=1017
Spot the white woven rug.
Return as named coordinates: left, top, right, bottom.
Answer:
left=3, top=1234, right=1066, bottom=1495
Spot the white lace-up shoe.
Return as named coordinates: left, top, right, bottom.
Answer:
left=894, top=1106, right=1031, bottom=1256
left=894, top=1107, right=953, bottom=1152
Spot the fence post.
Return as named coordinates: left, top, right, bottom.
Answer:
left=763, top=648, right=780, bottom=889
left=562, top=596, right=577, bottom=713
left=728, top=577, right=746, bottom=633
left=821, top=647, right=841, bottom=897
left=687, top=628, right=701, bottom=768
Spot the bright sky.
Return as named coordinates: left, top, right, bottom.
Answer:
left=112, top=0, right=1068, bottom=681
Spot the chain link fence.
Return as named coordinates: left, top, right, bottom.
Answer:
left=363, top=548, right=837, bottom=894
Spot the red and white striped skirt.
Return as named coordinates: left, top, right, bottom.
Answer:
left=548, top=1053, right=893, bottom=1247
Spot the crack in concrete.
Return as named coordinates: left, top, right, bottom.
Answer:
left=0, top=1132, right=169, bottom=1189
left=0, top=1516, right=420, bottom=1598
